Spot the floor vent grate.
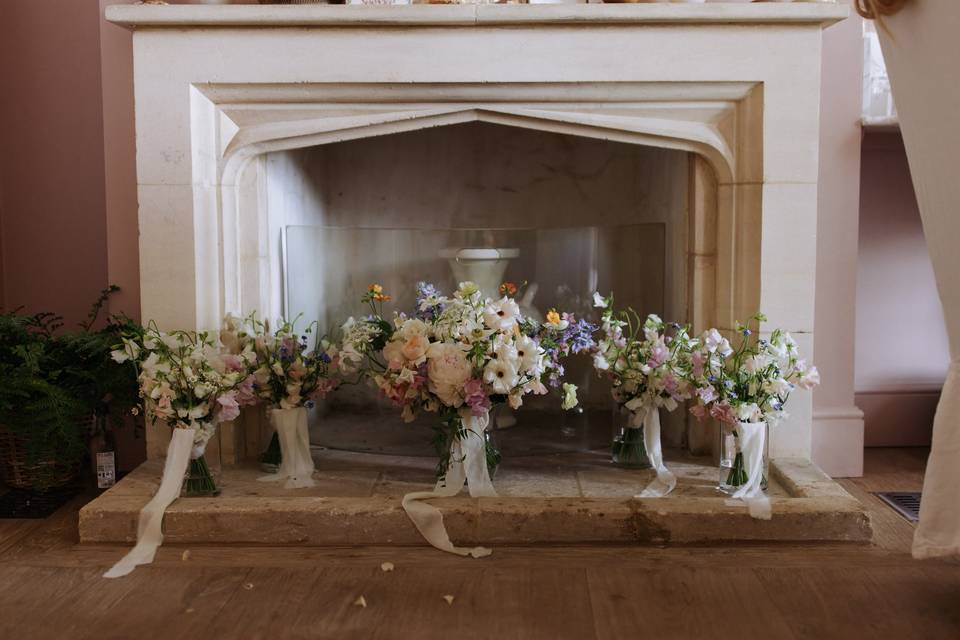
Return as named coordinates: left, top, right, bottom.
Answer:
left=874, top=491, right=921, bottom=523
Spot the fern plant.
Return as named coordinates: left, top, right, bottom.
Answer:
left=0, top=287, right=140, bottom=490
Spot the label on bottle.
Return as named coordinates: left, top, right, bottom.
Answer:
left=96, top=451, right=116, bottom=489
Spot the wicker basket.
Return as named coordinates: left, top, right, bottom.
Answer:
left=0, top=426, right=80, bottom=490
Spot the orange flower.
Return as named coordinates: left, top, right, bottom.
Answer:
left=499, top=281, right=518, bottom=297
left=368, top=283, right=390, bottom=302
left=546, top=309, right=561, bottom=325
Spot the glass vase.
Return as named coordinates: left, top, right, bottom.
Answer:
left=259, top=431, right=281, bottom=473
left=718, top=421, right=769, bottom=494
left=182, top=455, right=219, bottom=497
left=484, top=429, right=501, bottom=479
left=433, top=411, right=500, bottom=481
left=612, top=424, right=651, bottom=468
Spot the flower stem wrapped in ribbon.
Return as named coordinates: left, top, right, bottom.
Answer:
left=345, top=281, right=593, bottom=556
left=688, top=313, right=820, bottom=519
left=591, top=293, right=695, bottom=497
left=224, top=313, right=340, bottom=489
left=104, top=322, right=259, bottom=577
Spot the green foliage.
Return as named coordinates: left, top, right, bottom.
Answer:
left=0, top=288, right=141, bottom=489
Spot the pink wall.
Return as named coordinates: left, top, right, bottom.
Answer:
left=855, top=130, right=948, bottom=445
left=99, top=0, right=140, bottom=321
left=0, top=0, right=109, bottom=325
left=0, top=1, right=143, bottom=470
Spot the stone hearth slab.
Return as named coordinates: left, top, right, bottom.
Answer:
left=79, top=450, right=871, bottom=546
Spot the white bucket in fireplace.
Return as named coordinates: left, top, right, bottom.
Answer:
left=439, top=247, right=519, bottom=299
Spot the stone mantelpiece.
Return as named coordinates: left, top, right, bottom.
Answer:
left=107, top=3, right=846, bottom=463
left=105, top=4, right=846, bottom=28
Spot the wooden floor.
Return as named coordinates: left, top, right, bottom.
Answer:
left=1, top=448, right=957, bottom=640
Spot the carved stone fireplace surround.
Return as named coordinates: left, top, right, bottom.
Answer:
left=82, top=4, right=870, bottom=546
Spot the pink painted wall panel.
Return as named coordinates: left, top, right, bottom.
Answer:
left=855, top=130, right=948, bottom=445
left=0, top=0, right=109, bottom=326
left=99, top=0, right=140, bottom=321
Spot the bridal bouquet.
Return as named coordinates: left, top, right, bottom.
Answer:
left=344, top=281, right=584, bottom=478
left=112, top=323, right=258, bottom=495
left=104, top=323, right=258, bottom=578
left=591, top=293, right=695, bottom=496
left=224, top=315, right=340, bottom=488
left=344, top=281, right=589, bottom=558
left=687, top=313, right=820, bottom=517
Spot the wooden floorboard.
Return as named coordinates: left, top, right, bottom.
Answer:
left=1, top=448, right=957, bottom=639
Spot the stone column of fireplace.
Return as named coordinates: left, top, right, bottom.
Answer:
left=107, top=3, right=846, bottom=464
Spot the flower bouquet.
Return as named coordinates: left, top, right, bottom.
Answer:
left=344, top=281, right=585, bottom=557
left=114, top=323, right=257, bottom=496
left=591, top=293, right=695, bottom=497
left=688, top=314, right=820, bottom=518
left=226, top=314, right=339, bottom=489
left=104, top=323, right=257, bottom=578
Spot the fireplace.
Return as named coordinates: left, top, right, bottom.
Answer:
left=269, top=121, right=687, bottom=456
left=107, top=2, right=846, bottom=467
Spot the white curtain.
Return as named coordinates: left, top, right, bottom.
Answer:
left=877, top=0, right=960, bottom=559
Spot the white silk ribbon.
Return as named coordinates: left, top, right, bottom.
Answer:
left=104, top=427, right=194, bottom=578
left=258, top=407, right=317, bottom=489
left=401, top=411, right=496, bottom=558
left=731, top=421, right=771, bottom=520
left=635, top=405, right=677, bottom=498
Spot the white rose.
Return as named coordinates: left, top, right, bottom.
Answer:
left=399, top=318, right=430, bottom=340
left=382, top=339, right=405, bottom=370
left=426, top=342, right=472, bottom=405
left=401, top=334, right=430, bottom=367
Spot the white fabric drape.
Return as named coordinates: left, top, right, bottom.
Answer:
left=104, top=428, right=194, bottom=578
left=401, top=412, right=495, bottom=558
left=258, top=407, right=317, bottom=489
left=633, top=406, right=677, bottom=498
left=876, top=1, right=960, bottom=559
left=731, top=421, right=771, bottom=521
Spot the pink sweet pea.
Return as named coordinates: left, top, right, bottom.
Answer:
left=709, top=402, right=737, bottom=425
left=691, top=350, right=706, bottom=379
left=463, top=378, right=492, bottom=416
left=690, top=404, right=708, bottom=421
left=216, top=391, right=241, bottom=422
left=647, top=339, right=670, bottom=368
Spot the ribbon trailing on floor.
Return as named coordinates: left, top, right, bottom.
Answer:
left=731, top=421, right=771, bottom=520
left=258, top=407, right=317, bottom=489
left=401, top=411, right=495, bottom=558
left=635, top=405, right=677, bottom=498
left=104, top=427, right=195, bottom=578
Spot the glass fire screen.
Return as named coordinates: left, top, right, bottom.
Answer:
left=284, top=223, right=665, bottom=457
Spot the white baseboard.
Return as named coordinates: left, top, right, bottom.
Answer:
left=812, top=407, right=865, bottom=477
